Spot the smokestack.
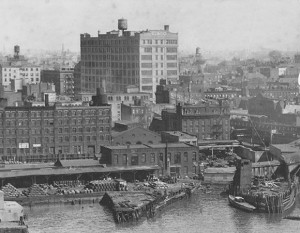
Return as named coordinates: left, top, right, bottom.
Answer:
left=102, top=79, right=106, bottom=93
left=45, top=94, right=49, bottom=107
left=96, top=88, right=101, bottom=96
left=164, top=25, right=169, bottom=31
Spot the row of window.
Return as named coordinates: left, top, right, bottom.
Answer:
left=3, top=67, right=39, bottom=72
left=141, top=70, right=178, bottom=76
left=1, top=109, right=109, bottom=118
left=82, top=45, right=139, bottom=53
left=82, top=54, right=139, bottom=61
left=232, top=120, right=297, bottom=132
left=81, top=38, right=139, bottom=47
left=113, top=151, right=197, bottom=165
left=0, top=134, right=110, bottom=145
left=107, top=95, right=149, bottom=102
left=142, top=39, right=178, bottom=45
left=182, top=119, right=229, bottom=126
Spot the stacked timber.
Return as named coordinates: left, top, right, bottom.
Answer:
left=85, top=180, right=118, bottom=192
left=1, top=183, right=23, bottom=197
left=27, top=184, right=48, bottom=197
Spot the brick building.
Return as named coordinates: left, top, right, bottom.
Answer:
left=0, top=100, right=111, bottom=162
left=79, top=19, right=179, bottom=98
left=100, top=143, right=199, bottom=177
left=121, top=100, right=152, bottom=128
left=41, top=67, right=75, bottom=98
left=161, top=102, right=230, bottom=140
left=111, top=126, right=161, bottom=146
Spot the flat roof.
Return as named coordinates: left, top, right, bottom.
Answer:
left=102, top=143, right=194, bottom=150
left=0, top=165, right=160, bottom=179
left=163, top=131, right=197, bottom=139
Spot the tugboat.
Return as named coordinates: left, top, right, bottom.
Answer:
left=228, top=195, right=256, bottom=212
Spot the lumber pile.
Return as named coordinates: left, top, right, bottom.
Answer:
left=1, top=183, right=23, bottom=197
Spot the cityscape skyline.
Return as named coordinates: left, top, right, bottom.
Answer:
left=1, top=0, right=300, bottom=54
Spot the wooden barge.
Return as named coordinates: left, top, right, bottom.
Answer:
left=100, top=184, right=198, bottom=223
left=229, top=158, right=300, bottom=214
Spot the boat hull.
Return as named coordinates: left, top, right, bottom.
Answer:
left=228, top=195, right=256, bottom=212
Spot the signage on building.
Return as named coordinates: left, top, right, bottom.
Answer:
left=33, top=144, right=41, bottom=147
left=151, top=32, right=167, bottom=36
left=19, top=143, right=29, bottom=149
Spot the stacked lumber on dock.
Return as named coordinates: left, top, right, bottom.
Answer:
left=1, top=183, right=23, bottom=197
left=27, top=184, right=48, bottom=197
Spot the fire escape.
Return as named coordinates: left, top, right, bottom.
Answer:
left=211, top=110, right=224, bottom=140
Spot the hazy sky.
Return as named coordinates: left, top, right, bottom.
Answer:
left=1, top=0, right=300, bottom=54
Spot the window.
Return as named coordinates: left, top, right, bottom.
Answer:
left=150, top=153, right=155, bottom=163
left=175, top=152, right=181, bottom=164
left=192, top=152, right=197, bottom=161
left=114, top=154, right=119, bottom=164
left=141, top=153, right=146, bottom=163
left=184, top=166, right=188, bottom=175
left=184, top=152, right=188, bottom=162
left=144, top=47, right=152, bottom=53
left=123, top=154, right=128, bottom=165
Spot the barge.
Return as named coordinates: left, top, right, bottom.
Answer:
left=100, top=183, right=198, bottom=223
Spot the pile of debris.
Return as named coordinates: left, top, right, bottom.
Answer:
left=1, top=183, right=23, bottom=198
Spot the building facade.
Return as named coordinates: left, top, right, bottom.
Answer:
left=0, top=65, right=41, bottom=92
left=162, top=102, right=231, bottom=140
left=0, top=46, right=41, bottom=92
left=79, top=19, right=179, bottom=98
left=41, top=67, right=75, bottom=98
left=100, top=143, right=199, bottom=177
left=0, top=102, right=111, bottom=161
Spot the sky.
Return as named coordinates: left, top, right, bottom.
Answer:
left=1, top=0, right=300, bottom=54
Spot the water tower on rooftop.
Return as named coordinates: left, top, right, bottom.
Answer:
left=118, top=18, right=128, bottom=32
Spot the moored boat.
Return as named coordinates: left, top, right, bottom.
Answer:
left=228, top=195, right=256, bottom=212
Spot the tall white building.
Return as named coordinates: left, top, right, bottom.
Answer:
left=0, top=46, right=41, bottom=92
left=79, top=19, right=179, bottom=99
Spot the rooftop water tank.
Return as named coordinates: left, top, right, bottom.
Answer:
left=118, top=19, right=128, bottom=31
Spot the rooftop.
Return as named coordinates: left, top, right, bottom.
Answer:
left=163, top=131, right=197, bottom=139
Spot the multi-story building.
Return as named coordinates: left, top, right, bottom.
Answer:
left=41, top=67, right=75, bottom=98
left=162, top=102, right=231, bottom=140
left=121, top=101, right=152, bottom=128
left=75, top=86, right=151, bottom=123
left=79, top=19, right=179, bottom=98
left=0, top=98, right=111, bottom=162
left=100, top=143, right=199, bottom=177
left=0, top=46, right=41, bottom=92
left=204, top=86, right=242, bottom=99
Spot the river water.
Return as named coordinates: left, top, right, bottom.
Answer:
left=24, top=191, right=300, bottom=233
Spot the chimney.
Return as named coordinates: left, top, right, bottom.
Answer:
left=96, top=88, right=101, bottom=96
left=164, top=25, right=169, bottom=31
left=45, top=94, right=49, bottom=107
